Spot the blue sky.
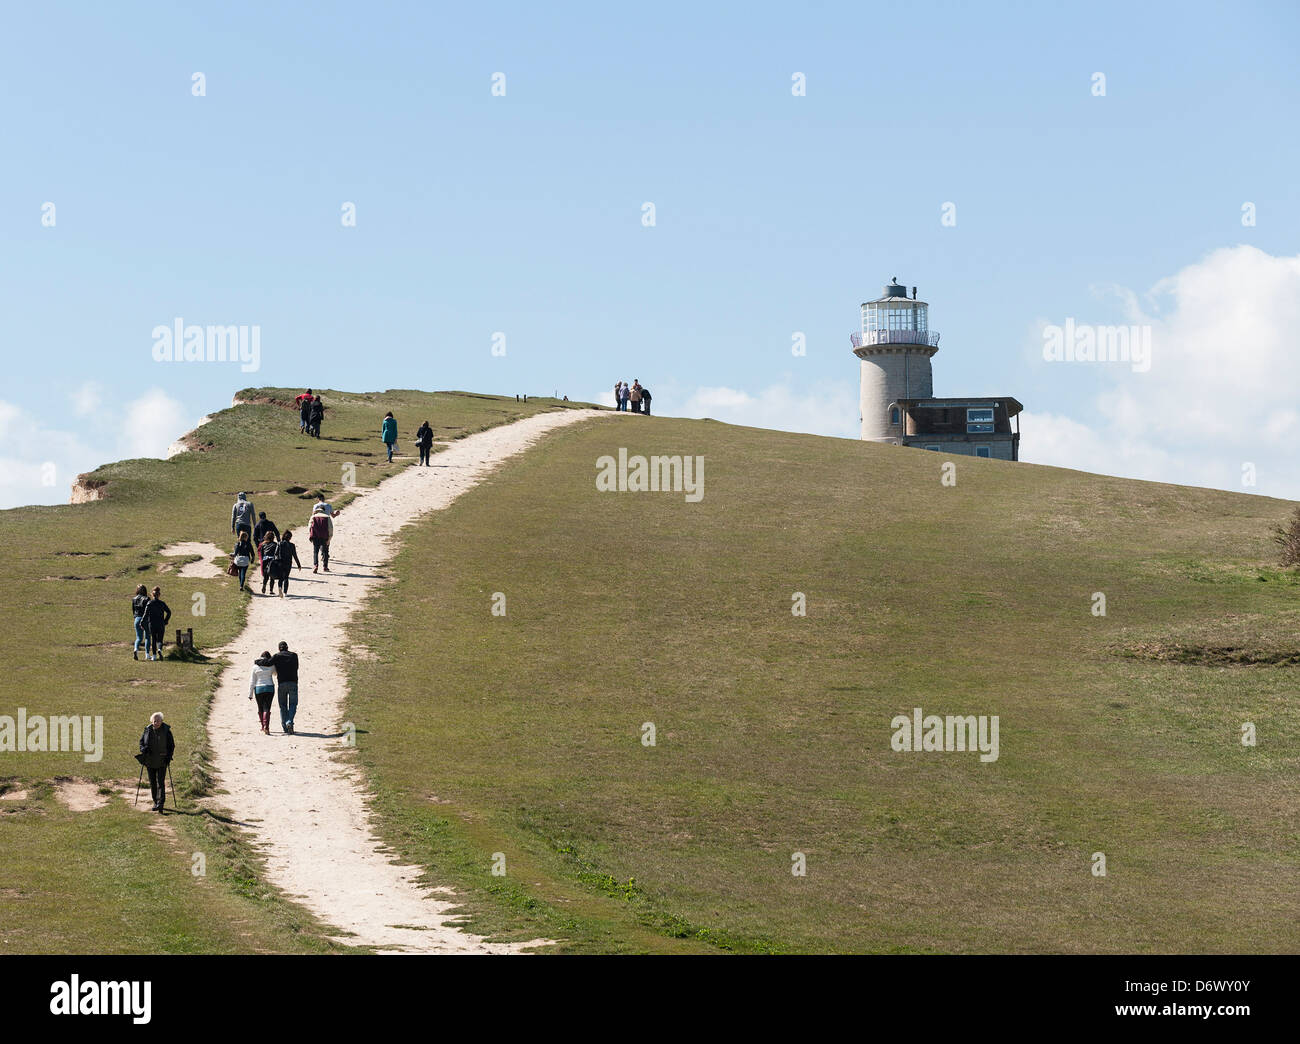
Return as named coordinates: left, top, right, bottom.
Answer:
left=2, top=0, right=1299, bottom=506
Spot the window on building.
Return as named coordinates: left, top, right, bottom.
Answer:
left=924, top=445, right=940, bottom=452
left=967, top=407, right=994, bottom=434
left=890, top=407, right=900, bottom=425
left=975, top=446, right=991, bottom=458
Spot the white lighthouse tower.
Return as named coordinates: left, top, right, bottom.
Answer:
left=852, top=277, right=940, bottom=442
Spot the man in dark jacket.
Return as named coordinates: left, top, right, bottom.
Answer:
left=297, top=390, right=313, bottom=433
left=640, top=386, right=652, bottom=416
left=309, top=397, right=324, bottom=438
left=253, top=511, right=279, bottom=546
left=139, top=712, right=175, bottom=812
left=415, top=421, right=434, bottom=466
left=271, top=641, right=300, bottom=734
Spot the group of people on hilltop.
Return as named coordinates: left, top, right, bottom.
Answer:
left=293, top=391, right=435, bottom=468
left=614, top=380, right=651, bottom=414
left=296, top=389, right=325, bottom=438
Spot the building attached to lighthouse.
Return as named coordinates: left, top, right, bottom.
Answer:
left=852, top=277, right=1022, bottom=460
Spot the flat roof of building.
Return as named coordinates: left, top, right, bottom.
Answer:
left=897, top=396, right=1024, bottom=416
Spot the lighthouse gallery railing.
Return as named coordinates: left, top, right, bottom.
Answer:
left=851, top=330, right=941, bottom=348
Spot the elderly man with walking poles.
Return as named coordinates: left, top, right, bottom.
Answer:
left=136, top=712, right=176, bottom=813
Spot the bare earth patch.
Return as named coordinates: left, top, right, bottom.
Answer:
left=207, top=409, right=602, bottom=953
left=159, top=542, right=227, bottom=578
left=53, top=780, right=111, bottom=811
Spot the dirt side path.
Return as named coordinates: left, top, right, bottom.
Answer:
left=206, top=409, right=603, bottom=952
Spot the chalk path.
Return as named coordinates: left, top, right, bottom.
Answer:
left=206, top=409, right=604, bottom=952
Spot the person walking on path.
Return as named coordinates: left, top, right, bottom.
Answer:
left=248, top=652, right=276, bottom=734
left=231, top=492, right=256, bottom=539
left=271, top=641, right=300, bottom=734
left=253, top=511, right=279, bottom=546
left=641, top=384, right=652, bottom=416
left=131, top=584, right=149, bottom=661
left=309, top=396, right=324, bottom=438
left=415, top=420, right=434, bottom=466
left=275, top=530, right=302, bottom=596
left=232, top=532, right=255, bottom=592
left=308, top=502, right=334, bottom=573
left=138, top=712, right=175, bottom=812
left=613, top=381, right=623, bottom=411
left=258, top=531, right=279, bottom=594
left=296, top=390, right=314, bottom=434
left=141, top=586, right=172, bottom=660
left=381, top=411, right=398, bottom=462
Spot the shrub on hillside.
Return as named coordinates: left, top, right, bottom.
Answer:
left=1273, top=505, right=1300, bottom=568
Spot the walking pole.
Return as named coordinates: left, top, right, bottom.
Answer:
left=134, top=764, right=144, bottom=806
left=168, top=764, right=179, bottom=810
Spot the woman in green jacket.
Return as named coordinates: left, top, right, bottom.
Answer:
left=381, top=411, right=398, bottom=462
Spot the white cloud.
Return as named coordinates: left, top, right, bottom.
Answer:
left=1022, top=246, right=1300, bottom=499
left=120, top=388, right=192, bottom=459
left=658, top=380, right=860, bottom=439
left=0, top=387, right=194, bottom=509
left=69, top=381, right=101, bottom=417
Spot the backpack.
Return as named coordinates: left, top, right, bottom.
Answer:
left=309, top=513, right=330, bottom=541
left=261, top=540, right=279, bottom=565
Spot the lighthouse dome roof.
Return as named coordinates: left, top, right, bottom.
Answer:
left=865, top=277, right=926, bottom=306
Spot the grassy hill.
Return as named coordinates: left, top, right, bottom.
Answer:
left=343, top=417, right=1300, bottom=953
left=3, top=391, right=1296, bottom=953
left=0, top=389, right=586, bottom=953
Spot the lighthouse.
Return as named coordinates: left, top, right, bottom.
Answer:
left=851, top=277, right=1023, bottom=459
left=852, top=277, right=938, bottom=442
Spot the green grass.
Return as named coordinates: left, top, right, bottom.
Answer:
left=343, top=417, right=1300, bottom=953
left=0, top=388, right=589, bottom=954
left=6, top=391, right=1297, bottom=954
